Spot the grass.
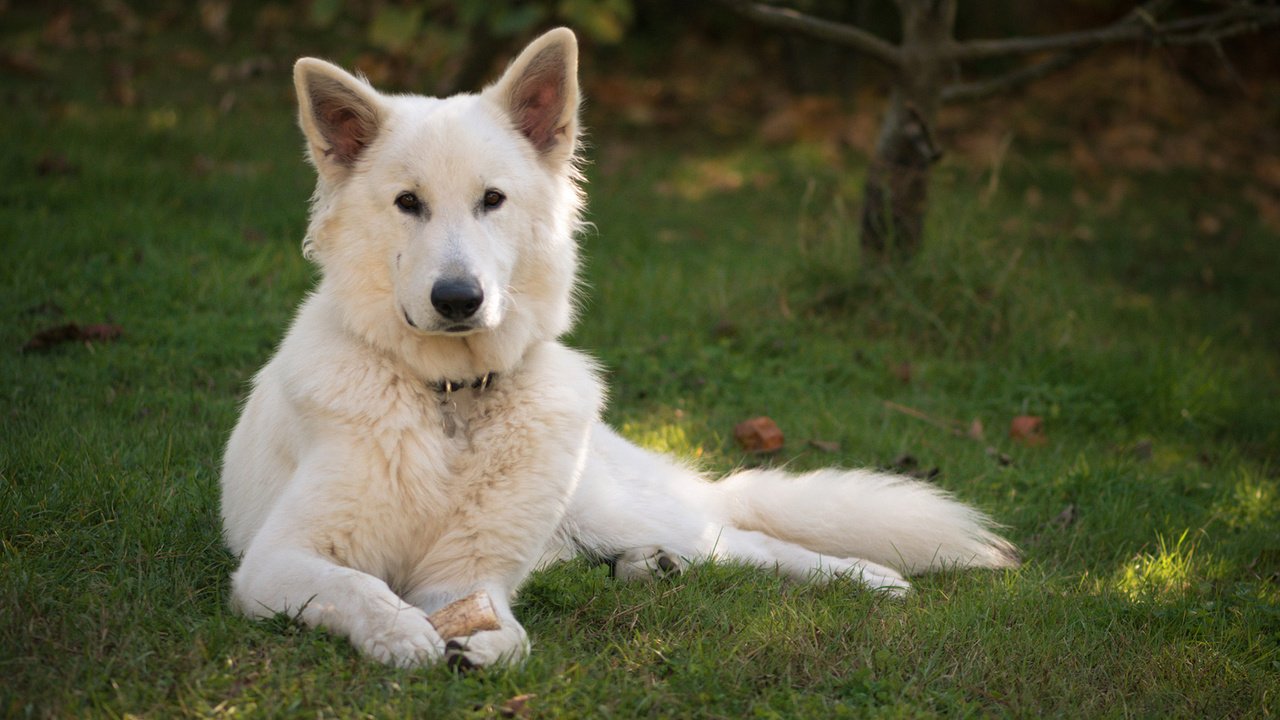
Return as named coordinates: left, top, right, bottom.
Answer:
left=3, top=7, right=1280, bottom=718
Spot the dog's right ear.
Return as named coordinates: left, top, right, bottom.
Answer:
left=294, top=58, right=386, bottom=180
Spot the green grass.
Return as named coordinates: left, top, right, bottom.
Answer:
left=3, top=8, right=1280, bottom=718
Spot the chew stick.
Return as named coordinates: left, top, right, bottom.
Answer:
left=426, top=590, right=501, bottom=639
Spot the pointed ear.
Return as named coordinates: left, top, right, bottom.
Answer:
left=484, top=27, right=580, bottom=163
left=293, top=58, right=386, bottom=178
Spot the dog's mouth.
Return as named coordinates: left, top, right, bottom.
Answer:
left=401, top=307, right=485, bottom=336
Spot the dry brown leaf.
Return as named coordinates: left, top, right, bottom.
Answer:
left=1052, top=504, right=1078, bottom=529
left=1244, top=186, right=1280, bottom=233
left=966, top=418, right=985, bottom=441
left=80, top=324, right=123, bottom=342
left=1196, top=213, right=1223, bottom=236
left=985, top=446, right=1013, bottom=466
left=734, top=416, right=784, bottom=453
left=36, top=154, right=78, bottom=177
left=22, top=323, right=122, bottom=352
left=499, top=693, right=536, bottom=719
left=1009, top=415, right=1047, bottom=446
left=890, top=361, right=913, bottom=384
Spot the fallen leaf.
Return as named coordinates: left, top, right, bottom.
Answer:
left=710, top=319, right=738, bottom=340
left=22, top=323, right=80, bottom=351
left=1255, top=157, right=1280, bottom=190
left=965, top=418, right=985, bottom=441
left=109, top=62, right=137, bottom=107
left=21, top=301, right=64, bottom=318
left=1196, top=212, right=1222, bottom=236
left=1023, top=186, right=1043, bottom=208
left=1, top=50, right=45, bottom=77
left=890, top=361, right=912, bottom=384
left=1009, top=415, right=1046, bottom=446
left=42, top=8, right=75, bottom=48
left=808, top=439, right=840, bottom=453
left=499, top=693, right=536, bottom=719
left=1244, top=186, right=1280, bottom=233
left=1052, top=504, right=1078, bottom=529
left=22, top=323, right=122, bottom=352
left=80, top=324, right=123, bottom=342
left=36, top=153, right=78, bottom=177
left=985, top=446, right=1013, bottom=466
left=199, top=0, right=231, bottom=40
left=734, top=416, right=784, bottom=453
left=891, top=453, right=940, bottom=480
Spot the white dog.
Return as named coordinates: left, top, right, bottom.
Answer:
left=221, top=28, right=1017, bottom=669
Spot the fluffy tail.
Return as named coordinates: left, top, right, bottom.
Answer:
left=713, top=468, right=1019, bottom=575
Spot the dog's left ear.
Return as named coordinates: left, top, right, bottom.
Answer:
left=485, top=27, right=579, bottom=165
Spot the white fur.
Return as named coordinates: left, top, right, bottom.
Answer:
left=222, top=28, right=1017, bottom=669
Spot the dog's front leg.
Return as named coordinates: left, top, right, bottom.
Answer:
left=231, top=543, right=446, bottom=667
left=400, top=435, right=585, bottom=668
left=401, top=344, right=603, bottom=667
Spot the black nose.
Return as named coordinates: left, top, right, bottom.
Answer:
left=430, top=277, right=484, bottom=321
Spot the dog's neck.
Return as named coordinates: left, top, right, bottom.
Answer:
left=431, top=372, right=497, bottom=395
left=433, top=371, right=497, bottom=440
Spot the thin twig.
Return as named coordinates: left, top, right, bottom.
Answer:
left=883, top=400, right=961, bottom=433
left=939, top=4, right=1279, bottom=61
left=1160, top=11, right=1280, bottom=45
left=1206, top=36, right=1249, bottom=94
left=714, top=0, right=903, bottom=70
left=942, top=2, right=1280, bottom=103
left=942, top=49, right=1083, bottom=103
left=883, top=400, right=986, bottom=442
left=721, top=1, right=1279, bottom=108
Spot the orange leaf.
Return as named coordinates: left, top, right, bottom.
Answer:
left=1009, top=415, right=1046, bottom=446
left=734, top=416, right=784, bottom=453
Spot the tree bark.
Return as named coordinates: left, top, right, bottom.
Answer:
left=859, top=0, right=953, bottom=261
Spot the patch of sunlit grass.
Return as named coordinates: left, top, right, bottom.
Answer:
left=656, top=151, right=775, bottom=202
left=1212, top=468, right=1279, bottom=530
left=618, top=417, right=704, bottom=458
left=1114, top=530, right=1202, bottom=601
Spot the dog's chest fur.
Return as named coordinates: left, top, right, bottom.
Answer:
left=307, top=368, right=511, bottom=586
left=296, top=336, right=601, bottom=600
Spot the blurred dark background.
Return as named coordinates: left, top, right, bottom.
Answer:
left=4, top=0, right=1278, bottom=226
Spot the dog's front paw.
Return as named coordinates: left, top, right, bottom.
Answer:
left=443, top=622, right=529, bottom=669
left=358, top=609, right=447, bottom=668
left=613, top=546, right=686, bottom=581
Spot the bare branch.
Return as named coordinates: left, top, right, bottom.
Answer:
left=715, top=0, right=902, bottom=70
left=941, top=4, right=1280, bottom=61
left=722, top=0, right=1280, bottom=105
left=1159, top=9, right=1280, bottom=45
left=941, top=3, right=1280, bottom=103
left=941, top=50, right=1084, bottom=103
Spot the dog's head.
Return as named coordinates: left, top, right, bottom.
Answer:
left=292, top=29, right=583, bottom=377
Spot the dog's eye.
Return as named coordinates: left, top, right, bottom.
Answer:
left=482, top=189, right=505, bottom=211
left=394, top=191, right=422, bottom=215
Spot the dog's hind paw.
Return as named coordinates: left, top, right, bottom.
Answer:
left=613, top=546, right=686, bottom=581
left=832, top=557, right=911, bottom=597
left=358, top=609, right=447, bottom=667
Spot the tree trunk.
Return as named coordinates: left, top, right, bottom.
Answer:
left=859, top=0, right=954, bottom=261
